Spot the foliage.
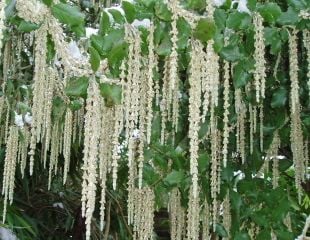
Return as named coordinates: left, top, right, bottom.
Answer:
left=0, top=0, right=309, bottom=239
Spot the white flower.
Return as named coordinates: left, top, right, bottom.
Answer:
left=86, top=27, right=99, bottom=38
left=67, top=41, right=82, bottom=60
left=14, top=112, right=24, bottom=128
left=25, top=112, right=32, bottom=125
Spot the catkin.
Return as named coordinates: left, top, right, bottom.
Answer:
left=63, top=109, right=73, bottom=184
left=289, top=29, right=305, bottom=203
left=253, top=12, right=266, bottom=102
left=2, top=126, right=19, bottom=223
left=81, top=78, right=102, bottom=240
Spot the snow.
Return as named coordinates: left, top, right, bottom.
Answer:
left=24, top=112, right=32, bottom=125
left=232, top=0, right=251, bottom=14
left=213, top=0, right=226, bottom=7
left=85, top=27, right=99, bottom=38
left=131, top=19, right=151, bottom=28
left=67, top=41, right=82, bottom=60
left=0, top=228, right=17, bottom=240
left=53, top=202, right=64, bottom=209
left=14, top=112, right=24, bottom=128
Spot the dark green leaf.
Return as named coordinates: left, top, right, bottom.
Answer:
left=108, top=9, right=125, bottom=24
left=18, top=21, right=40, bottom=32
left=163, top=170, right=184, bottom=186
left=234, top=232, right=250, bottom=240
left=215, top=223, right=228, bottom=237
left=52, top=3, right=84, bottom=26
left=65, top=77, right=89, bottom=97
left=154, top=1, right=171, bottom=21
left=122, top=1, right=136, bottom=23
left=193, top=18, right=216, bottom=45
left=226, top=12, right=251, bottom=30
left=89, top=47, right=101, bottom=72
left=99, top=83, right=122, bottom=106
left=258, top=3, right=282, bottom=24
left=99, top=11, right=111, bottom=35
left=271, top=87, right=287, bottom=108
left=277, top=7, right=299, bottom=25
left=220, top=45, right=243, bottom=62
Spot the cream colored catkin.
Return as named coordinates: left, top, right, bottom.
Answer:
left=235, top=89, right=246, bottom=163
left=63, top=108, right=73, bottom=184
left=19, top=127, right=30, bottom=178
left=223, top=60, right=230, bottom=167
left=253, top=12, right=266, bottom=102
left=202, top=200, right=210, bottom=240
left=2, top=126, right=18, bottom=223
left=223, top=192, right=231, bottom=240
left=186, top=186, right=200, bottom=240
left=81, top=78, right=102, bottom=240
left=132, top=187, right=155, bottom=240
left=289, top=29, right=305, bottom=203
left=146, top=23, right=155, bottom=144
left=169, top=188, right=185, bottom=240
left=29, top=22, right=48, bottom=175
left=303, top=30, right=310, bottom=99
left=188, top=40, right=203, bottom=198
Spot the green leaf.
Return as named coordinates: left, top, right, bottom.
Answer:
left=226, top=12, right=251, bottom=30
left=122, top=1, right=136, bottom=23
left=258, top=3, right=282, bottom=24
left=156, top=34, right=172, bottom=56
left=234, top=232, right=251, bottom=240
left=89, top=47, right=101, bottom=72
left=99, top=11, right=111, bottom=35
left=193, top=18, right=216, bottom=45
left=271, top=87, right=287, bottom=108
left=288, top=0, right=309, bottom=10
left=108, top=9, right=125, bottom=24
left=215, top=223, right=228, bottom=237
left=163, top=170, right=184, bottom=186
left=154, top=1, right=172, bottom=21
left=69, top=99, right=83, bottom=111
left=214, top=9, right=227, bottom=30
left=99, top=83, right=122, bottom=106
left=51, top=3, right=85, bottom=36
left=18, top=20, right=40, bottom=32
left=220, top=45, right=243, bottom=62
left=65, top=77, right=89, bottom=97
left=277, top=7, right=299, bottom=25
left=42, top=0, right=53, bottom=6
left=264, top=27, right=282, bottom=54
left=52, top=3, right=84, bottom=26
left=233, top=61, right=251, bottom=88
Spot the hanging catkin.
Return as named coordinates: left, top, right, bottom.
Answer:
left=48, top=122, right=60, bottom=190
left=169, top=188, right=185, bottom=240
left=235, top=89, right=246, bottom=163
left=2, top=126, right=19, bottom=223
left=132, top=187, right=155, bottom=240
left=266, top=131, right=280, bottom=189
left=303, top=30, right=310, bottom=99
left=81, top=78, right=102, bottom=240
left=186, top=185, right=200, bottom=240
left=222, top=60, right=230, bottom=167
left=202, top=199, right=210, bottom=240
left=223, top=192, right=231, bottom=240
left=188, top=40, right=203, bottom=198
left=28, top=23, right=48, bottom=175
left=146, top=23, right=155, bottom=144
left=63, top=109, right=73, bottom=184
left=19, top=127, right=30, bottom=178
left=253, top=12, right=266, bottom=102
left=289, top=29, right=305, bottom=202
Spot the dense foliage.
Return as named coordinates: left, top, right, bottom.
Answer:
left=0, top=0, right=309, bottom=239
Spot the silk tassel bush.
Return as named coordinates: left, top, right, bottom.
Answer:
left=0, top=0, right=309, bottom=239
